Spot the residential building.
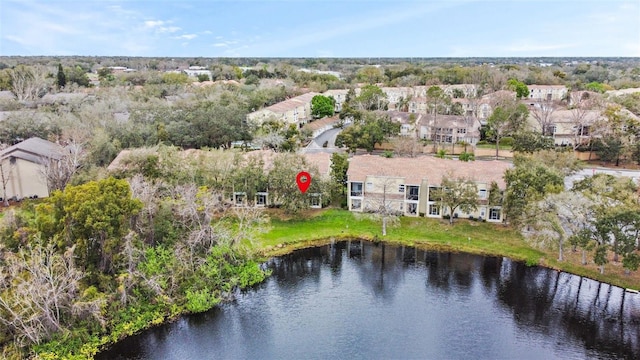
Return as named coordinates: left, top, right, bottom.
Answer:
left=323, top=89, right=350, bottom=112
left=183, top=66, right=212, bottom=79
left=246, top=92, right=319, bottom=127
left=419, top=114, right=482, bottom=145
left=544, top=109, right=601, bottom=146
left=0, top=137, right=64, bottom=201
left=346, top=155, right=510, bottom=222
left=528, top=85, right=568, bottom=101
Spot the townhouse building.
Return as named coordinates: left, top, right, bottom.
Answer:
left=246, top=92, right=319, bottom=127
left=346, top=155, right=511, bottom=222
left=528, top=85, right=568, bottom=101
left=0, top=137, right=65, bottom=201
left=419, top=114, right=482, bottom=145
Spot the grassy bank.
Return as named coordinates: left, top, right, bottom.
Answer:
left=257, top=208, right=640, bottom=290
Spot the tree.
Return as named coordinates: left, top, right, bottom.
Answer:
left=353, top=85, right=387, bottom=111
left=56, top=64, right=66, bottom=89
left=311, top=95, right=335, bottom=118
left=486, top=101, right=528, bottom=159
left=593, top=244, right=608, bottom=274
left=593, top=208, right=640, bottom=264
left=335, top=112, right=400, bottom=153
left=512, top=131, right=554, bottom=153
left=9, top=65, right=51, bottom=101
left=66, top=65, right=90, bottom=87
left=530, top=97, right=557, bottom=136
left=97, top=67, right=114, bottom=82
left=40, top=140, right=86, bottom=192
left=267, top=153, right=326, bottom=214
left=568, top=91, right=601, bottom=150
left=0, top=244, right=86, bottom=346
left=504, top=156, right=564, bottom=225
left=433, top=174, right=479, bottom=225
left=528, top=191, right=594, bottom=262
left=356, top=66, right=385, bottom=84
left=507, top=78, right=529, bottom=99
left=593, top=104, right=637, bottom=166
left=45, top=178, right=143, bottom=274
left=0, top=160, right=13, bottom=206
left=426, top=86, right=451, bottom=151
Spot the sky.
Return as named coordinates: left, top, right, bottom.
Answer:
left=0, top=0, right=639, bottom=58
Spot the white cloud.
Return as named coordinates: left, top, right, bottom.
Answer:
left=173, top=34, right=197, bottom=40
left=144, top=20, right=166, bottom=28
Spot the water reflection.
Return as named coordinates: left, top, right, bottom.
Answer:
left=98, top=241, right=639, bottom=360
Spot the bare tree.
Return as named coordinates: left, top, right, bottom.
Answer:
left=0, top=244, right=83, bottom=346
left=0, top=160, right=12, bottom=206
left=362, top=177, right=403, bottom=236
left=9, top=65, right=51, bottom=102
left=432, top=174, right=479, bottom=225
left=568, top=91, right=601, bottom=150
left=391, top=136, right=422, bottom=157
left=40, top=140, right=86, bottom=193
left=530, top=97, right=558, bottom=136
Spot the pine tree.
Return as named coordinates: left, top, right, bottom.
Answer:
left=57, top=63, right=66, bottom=89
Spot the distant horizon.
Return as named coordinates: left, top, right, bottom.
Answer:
left=1, top=55, right=638, bottom=60
left=1, top=0, right=638, bottom=58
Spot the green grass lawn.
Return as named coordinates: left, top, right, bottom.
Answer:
left=258, top=208, right=540, bottom=263
left=476, top=143, right=513, bottom=150
left=256, top=208, right=640, bottom=290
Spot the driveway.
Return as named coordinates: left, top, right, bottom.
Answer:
left=302, top=125, right=346, bottom=154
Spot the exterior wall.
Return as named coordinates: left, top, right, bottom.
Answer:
left=246, top=109, right=279, bottom=124
left=528, top=86, right=567, bottom=101
left=348, top=177, right=504, bottom=222
left=1, top=158, right=49, bottom=200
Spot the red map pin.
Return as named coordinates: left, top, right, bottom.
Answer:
left=296, top=171, right=312, bottom=193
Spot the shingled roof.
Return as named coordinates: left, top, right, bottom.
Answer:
left=0, top=137, right=64, bottom=163
left=347, top=154, right=511, bottom=188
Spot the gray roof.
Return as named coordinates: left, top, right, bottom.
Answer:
left=0, top=137, right=64, bottom=163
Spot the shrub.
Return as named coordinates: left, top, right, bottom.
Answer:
left=459, top=152, right=475, bottom=162
left=185, top=288, right=220, bottom=313
left=382, top=150, right=394, bottom=158
left=499, top=137, right=514, bottom=146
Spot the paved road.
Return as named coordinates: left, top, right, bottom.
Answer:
left=565, top=167, right=640, bottom=189
left=302, top=126, right=345, bottom=154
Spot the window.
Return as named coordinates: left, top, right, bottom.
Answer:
left=310, top=194, right=321, bottom=208
left=489, top=208, right=501, bottom=221
left=234, top=192, right=246, bottom=206
left=366, top=182, right=373, bottom=191
left=579, top=125, right=590, bottom=136
left=478, top=189, right=487, bottom=199
left=407, top=203, right=417, bottom=215
left=351, top=182, right=363, bottom=197
left=398, top=184, right=405, bottom=193
left=457, top=128, right=466, bottom=134
left=256, top=193, right=267, bottom=206
left=429, top=204, right=440, bottom=216
left=407, top=185, right=419, bottom=200
left=352, top=199, right=362, bottom=210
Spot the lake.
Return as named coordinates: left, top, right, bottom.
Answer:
left=97, top=240, right=640, bottom=359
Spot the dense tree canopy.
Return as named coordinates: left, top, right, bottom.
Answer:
left=311, top=94, right=335, bottom=118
